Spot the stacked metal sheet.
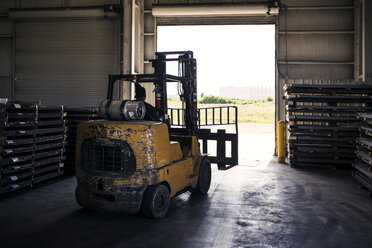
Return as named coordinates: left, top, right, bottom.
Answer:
left=352, top=113, right=372, bottom=192
left=0, top=102, right=66, bottom=196
left=284, top=83, right=372, bottom=169
left=64, top=107, right=100, bottom=174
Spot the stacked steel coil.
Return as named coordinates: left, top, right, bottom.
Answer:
left=64, top=107, right=101, bottom=174
left=284, top=83, right=372, bottom=169
left=0, top=102, right=66, bottom=196
left=352, top=113, right=372, bottom=192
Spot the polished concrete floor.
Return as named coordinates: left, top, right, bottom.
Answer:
left=1, top=158, right=372, bottom=248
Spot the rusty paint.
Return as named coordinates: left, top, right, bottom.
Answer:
left=75, top=120, right=206, bottom=214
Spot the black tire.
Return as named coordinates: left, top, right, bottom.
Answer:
left=191, top=158, right=212, bottom=195
left=141, top=184, right=170, bottom=219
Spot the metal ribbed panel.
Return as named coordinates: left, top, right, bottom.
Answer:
left=15, top=18, right=119, bottom=107
left=0, top=37, right=12, bottom=99
left=0, top=77, right=12, bottom=98
left=13, top=0, right=120, bottom=8
left=0, top=17, right=14, bottom=35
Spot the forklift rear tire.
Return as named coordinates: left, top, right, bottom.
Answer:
left=141, top=184, right=170, bottom=219
left=191, top=158, right=211, bottom=195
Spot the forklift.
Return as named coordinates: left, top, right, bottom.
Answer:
left=75, top=51, right=238, bottom=219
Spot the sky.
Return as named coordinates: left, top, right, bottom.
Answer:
left=157, top=25, right=275, bottom=96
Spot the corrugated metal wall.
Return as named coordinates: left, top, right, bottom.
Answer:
left=278, top=1, right=355, bottom=80
left=0, top=38, right=13, bottom=99
left=0, top=17, right=14, bottom=99
left=277, top=0, right=356, bottom=149
left=366, top=0, right=372, bottom=82
left=0, top=0, right=122, bottom=107
left=14, top=18, right=120, bottom=107
left=0, top=0, right=120, bottom=9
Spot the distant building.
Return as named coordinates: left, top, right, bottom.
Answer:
left=219, top=86, right=274, bottom=99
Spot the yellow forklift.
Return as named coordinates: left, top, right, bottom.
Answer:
left=75, top=51, right=238, bottom=218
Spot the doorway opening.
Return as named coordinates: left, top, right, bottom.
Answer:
left=157, top=25, right=275, bottom=168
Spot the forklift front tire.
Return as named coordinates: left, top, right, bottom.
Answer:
left=141, top=184, right=170, bottom=219
left=190, top=158, right=211, bottom=195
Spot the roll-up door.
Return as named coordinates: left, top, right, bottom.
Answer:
left=0, top=17, right=14, bottom=99
left=15, top=18, right=120, bottom=107
left=0, top=38, right=12, bottom=99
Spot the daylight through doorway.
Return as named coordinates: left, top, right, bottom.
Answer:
left=157, top=25, right=275, bottom=167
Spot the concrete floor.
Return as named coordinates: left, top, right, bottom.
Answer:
left=1, top=158, right=372, bottom=248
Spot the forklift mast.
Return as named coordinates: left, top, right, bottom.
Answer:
left=106, top=51, right=238, bottom=170
left=152, top=51, right=198, bottom=134
left=107, top=51, right=198, bottom=134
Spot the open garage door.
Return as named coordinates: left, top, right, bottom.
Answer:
left=12, top=14, right=120, bottom=107
left=143, top=0, right=357, bottom=155
left=141, top=1, right=278, bottom=104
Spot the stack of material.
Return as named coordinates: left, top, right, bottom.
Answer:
left=284, top=83, right=372, bottom=169
left=0, top=102, right=66, bottom=195
left=352, top=113, right=372, bottom=192
left=64, top=107, right=100, bottom=174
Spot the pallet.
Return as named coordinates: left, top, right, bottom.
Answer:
left=1, top=170, right=33, bottom=185
left=0, top=153, right=34, bottom=166
left=284, top=83, right=372, bottom=94
left=360, top=125, right=372, bottom=137
left=287, top=105, right=372, bottom=113
left=289, top=125, right=358, bottom=132
left=289, top=131, right=358, bottom=138
left=289, top=136, right=356, bottom=144
left=288, top=115, right=359, bottom=123
left=290, top=162, right=350, bottom=169
left=286, top=95, right=372, bottom=104
left=358, top=113, right=372, bottom=121
left=290, top=145, right=355, bottom=154
left=356, top=150, right=372, bottom=167
left=352, top=161, right=372, bottom=179
left=352, top=170, right=372, bottom=192
left=0, top=112, right=37, bottom=121
left=1, top=162, right=34, bottom=174
left=0, top=179, right=33, bottom=195
left=357, top=138, right=372, bottom=151
left=1, top=145, right=35, bottom=156
left=289, top=151, right=355, bottom=159
left=34, top=156, right=65, bottom=168
left=289, top=156, right=354, bottom=165
left=1, top=129, right=37, bottom=138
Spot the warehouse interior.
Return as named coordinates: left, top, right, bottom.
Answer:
left=1, top=0, right=372, bottom=247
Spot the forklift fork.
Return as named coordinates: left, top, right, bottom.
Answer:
left=169, top=106, right=239, bottom=170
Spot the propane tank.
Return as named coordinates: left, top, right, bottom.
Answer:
left=97, top=100, right=146, bottom=121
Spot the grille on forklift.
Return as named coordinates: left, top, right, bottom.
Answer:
left=81, top=139, right=136, bottom=175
